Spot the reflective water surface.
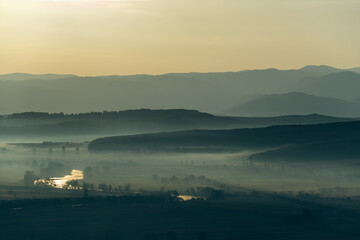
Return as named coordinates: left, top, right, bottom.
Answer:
left=34, top=170, right=83, bottom=189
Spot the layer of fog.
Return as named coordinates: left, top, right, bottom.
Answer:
left=1, top=143, right=360, bottom=198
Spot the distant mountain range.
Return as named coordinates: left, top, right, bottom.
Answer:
left=298, top=71, right=360, bottom=100
left=0, top=73, right=77, bottom=81
left=298, top=65, right=360, bottom=75
left=227, top=92, right=360, bottom=117
left=0, top=65, right=359, bottom=115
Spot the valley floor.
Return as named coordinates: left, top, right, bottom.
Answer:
left=1, top=193, right=360, bottom=240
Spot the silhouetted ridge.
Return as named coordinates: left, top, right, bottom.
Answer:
left=299, top=65, right=340, bottom=74
left=0, top=110, right=355, bottom=139
left=88, top=121, right=360, bottom=153
left=0, top=73, right=77, bottom=81
left=6, top=109, right=214, bottom=120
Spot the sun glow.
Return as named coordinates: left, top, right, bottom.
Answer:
left=1, top=0, right=359, bottom=75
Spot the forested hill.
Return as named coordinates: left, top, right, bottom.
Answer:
left=4, top=109, right=214, bottom=121
left=88, top=121, right=360, bottom=158
left=0, top=109, right=356, bottom=140
left=2, top=109, right=353, bottom=123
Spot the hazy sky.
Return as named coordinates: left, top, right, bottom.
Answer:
left=0, top=0, right=359, bottom=75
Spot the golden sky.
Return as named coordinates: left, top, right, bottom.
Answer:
left=0, top=0, right=359, bottom=75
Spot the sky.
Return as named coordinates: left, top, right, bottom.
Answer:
left=0, top=0, right=359, bottom=75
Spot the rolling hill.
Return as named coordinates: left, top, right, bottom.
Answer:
left=0, top=110, right=354, bottom=141
left=226, top=92, right=360, bottom=117
left=88, top=121, right=360, bottom=161
left=0, top=73, right=77, bottom=81
left=298, top=65, right=342, bottom=75
left=298, top=71, right=360, bottom=100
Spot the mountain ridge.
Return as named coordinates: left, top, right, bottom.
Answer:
left=1, top=65, right=359, bottom=79
left=0, top=66, right=359, bottom=114
left=88, top=120, right=360, bottom=158
left=227, top=92, right=360, bottom=117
